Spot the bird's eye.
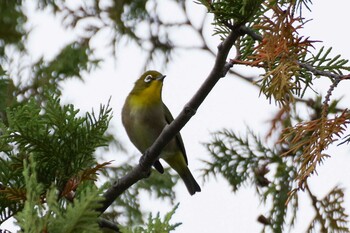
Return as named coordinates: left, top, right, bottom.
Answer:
left=144, top=75, right=153, bottom=83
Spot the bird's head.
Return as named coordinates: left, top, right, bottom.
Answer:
left=129, top=70, right=166, bottom=105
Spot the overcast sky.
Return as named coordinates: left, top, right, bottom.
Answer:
left=3, top=1, right=350, bottom=232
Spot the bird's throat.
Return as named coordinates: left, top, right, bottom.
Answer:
left=129, top=85, right=162, bottom=107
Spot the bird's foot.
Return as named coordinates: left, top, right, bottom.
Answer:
left=139, top=150, right=151, bottom=177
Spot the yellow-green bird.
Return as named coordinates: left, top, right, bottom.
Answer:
left=122, top=70, right=201, bottom=195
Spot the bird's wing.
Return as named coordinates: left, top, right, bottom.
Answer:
left=162, top=103, right=188, bottom=165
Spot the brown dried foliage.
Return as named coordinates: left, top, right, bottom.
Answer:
left=248, top=5, right=314, bottom=105
left=61, top=161, right=112, bottom=200
left=265, top=107, right=291, bottom=140
left=0, top=187, right=26, bottom=201
left=280, top=110, right=350, bottom=189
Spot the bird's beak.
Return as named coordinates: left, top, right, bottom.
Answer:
left=156, top=75, right=166, bottom=81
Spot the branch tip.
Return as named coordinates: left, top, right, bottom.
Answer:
left=217, top=42, right=223, bottom=51
left=222, top=61, right=234, bottom=77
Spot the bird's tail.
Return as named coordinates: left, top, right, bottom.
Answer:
left=178, top=166, right=201, bottom=195
left=163, top=153, right=201, bottom=195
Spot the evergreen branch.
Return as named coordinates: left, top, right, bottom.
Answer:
left=294, top=97, right=346, bottom=114
left=305, top=183, right=328, bottom=233
left=0, top=155, right=25, bottom=223
left=239, top=5, right=316, bottom=105
left=280, top=73, right=349, bottom=190
left=305, top=46, right=350, bottom=76
left=15, top=158, right=46, bottom=233
left=203, top=128, right=299, bottom=232
left=281, top=110, right=350, bottom=189
left=119, top=203, right=181, bottom=233
left=306, top=185, right=350, bottom=233
left=97, top=23, right=244, bottom=214
left=48, top=186, right=103, bottom=233
left=202, top=129, right=272, bottom=190
left=240, top=26, right=350, bottom=83
left=299, top=62, right=338, bottom=79
left=241, top=23, right=350, bottom=190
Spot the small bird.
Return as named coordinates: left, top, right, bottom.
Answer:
left=122, top=70, right=201, bottom=195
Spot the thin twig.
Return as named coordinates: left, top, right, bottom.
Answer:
left=305, top=183, right=328, bottom=233
left=240, top=26, right=263, bottom=41
left=294, top=97, right=346, bottom=114
left=298, top=62, right=341, bottom=80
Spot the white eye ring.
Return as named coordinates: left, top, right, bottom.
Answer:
left=144, top=75, right=153, bottom=83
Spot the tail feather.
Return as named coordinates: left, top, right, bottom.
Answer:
left=178, top=166, right=201, bottom=195
left=163, top=153, right=201, bottom=195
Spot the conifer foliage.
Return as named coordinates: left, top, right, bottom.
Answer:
left=201, top=0, right=350, bottom=232
left=0, top=95, right=112, bottom=229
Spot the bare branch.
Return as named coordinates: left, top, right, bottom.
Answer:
left=298, top=62, right=342, bottom=80
left=97, top=23, right=243, bottom=214
left=98, top=218, right=120, bottom=233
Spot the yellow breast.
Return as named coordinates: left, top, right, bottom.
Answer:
left=128, top=82, right=162, bottom=107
